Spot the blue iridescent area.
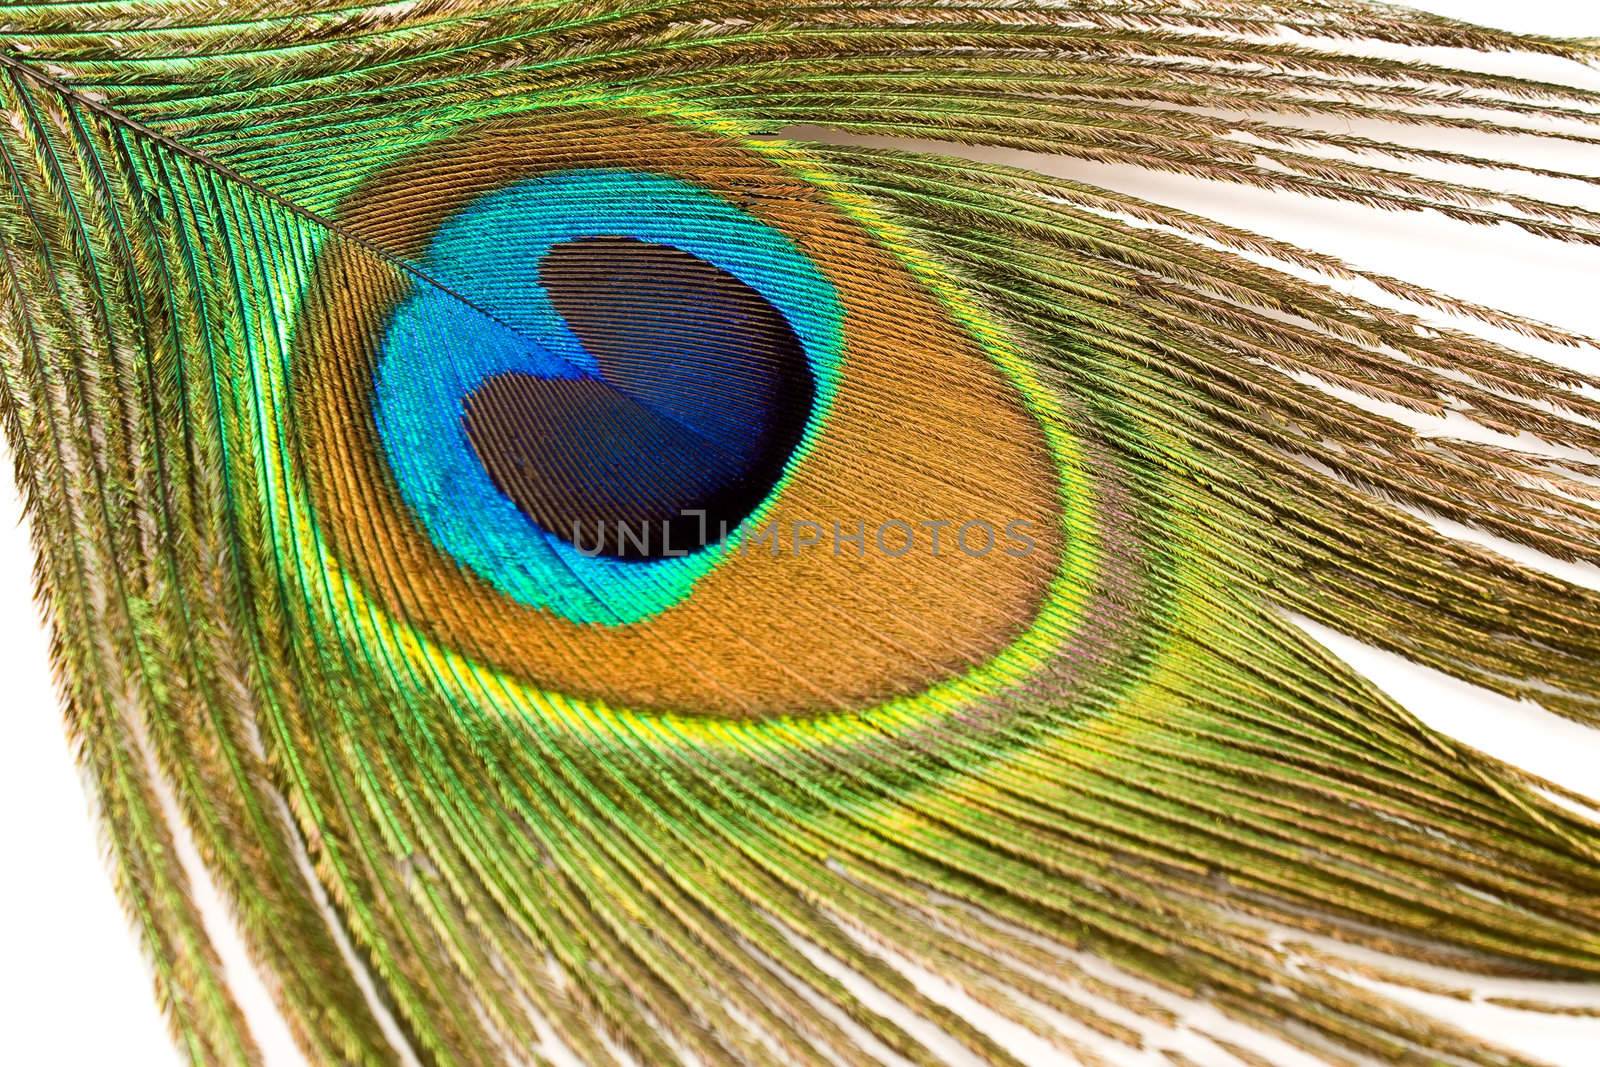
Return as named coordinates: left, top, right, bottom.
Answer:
left=372, top=169, right=844, bottom=625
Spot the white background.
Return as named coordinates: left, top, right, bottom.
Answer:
left=1, top=2, right=1598, bottom=1063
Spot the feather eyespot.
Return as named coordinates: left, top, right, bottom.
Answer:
left=293, top=112, right=1079, bottom=718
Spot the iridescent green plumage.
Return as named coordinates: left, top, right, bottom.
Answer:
left=1, top=3, right=1599, bottom=1065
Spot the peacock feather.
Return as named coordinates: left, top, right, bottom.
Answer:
left=1, top=1, right=1599, bottom=1064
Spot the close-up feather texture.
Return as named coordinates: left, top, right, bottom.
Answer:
left=1, top=0, right=1599, bottom=1064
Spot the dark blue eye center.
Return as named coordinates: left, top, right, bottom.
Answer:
left=461, top=237, right=814, bottom=560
